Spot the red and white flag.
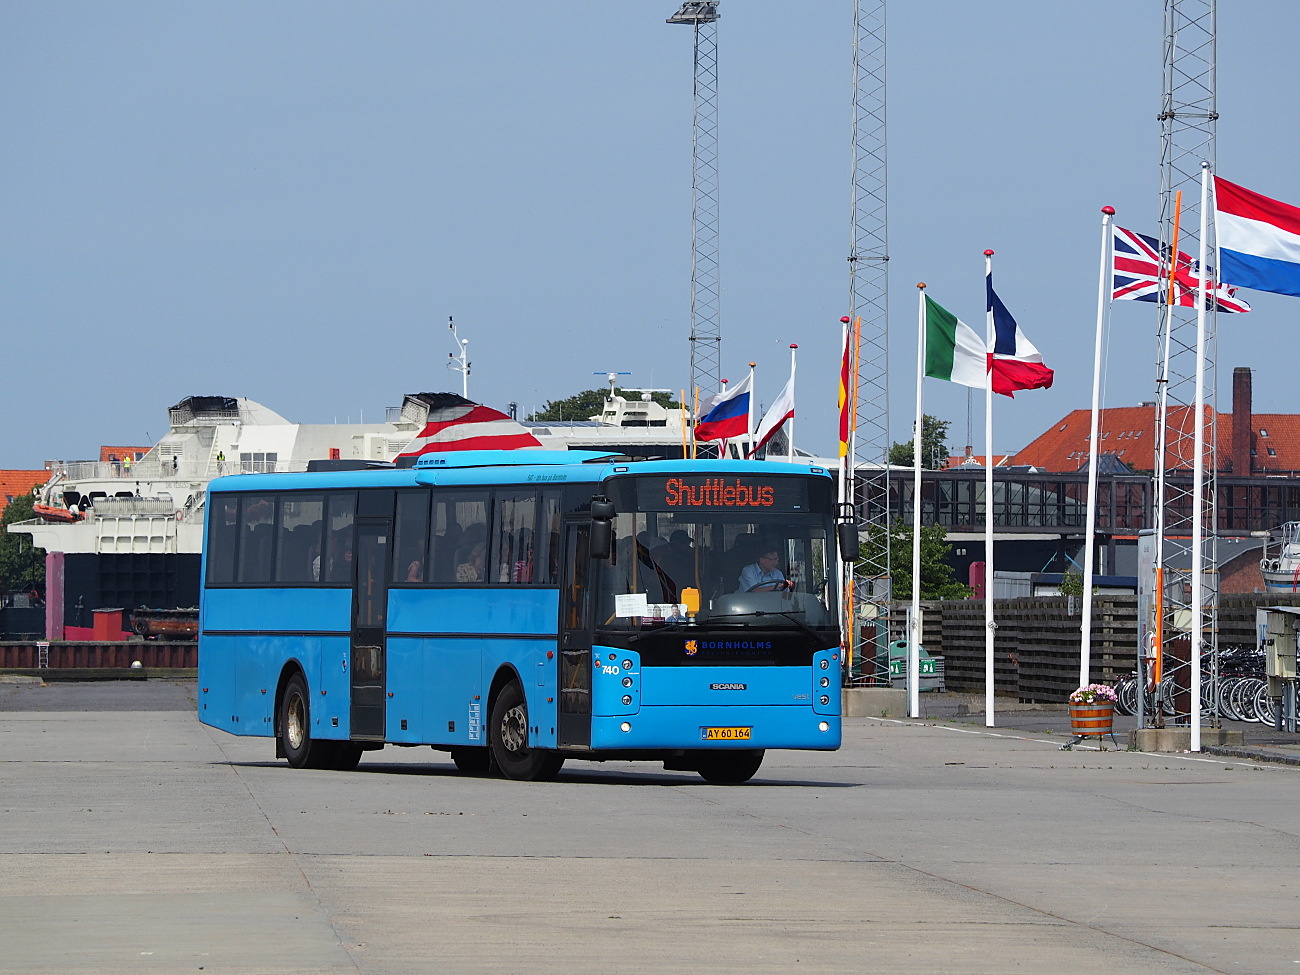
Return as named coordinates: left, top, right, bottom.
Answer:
left=394, top=394, right=542, bottom=459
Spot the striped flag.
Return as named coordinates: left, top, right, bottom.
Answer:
left=837, top=319, right=857, bottom=457
left=1215, top=176, right=1300, bottom=298
left=1112, top=226, right=1251, bottom=313
left=923, top=296, right=987, bottom=389
left=987, top=274, right=1053, bottom=397
left=394, top=394, right=542, bottom=459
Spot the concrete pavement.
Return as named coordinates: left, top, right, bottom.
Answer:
left=1, top=678, right=1298, bottom=974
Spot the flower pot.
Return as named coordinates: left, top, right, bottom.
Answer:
left=1068, top=702, right=1115, bottom=737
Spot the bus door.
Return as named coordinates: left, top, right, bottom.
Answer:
left=557, top=521, right=594, bottom=748
left=351, top=493, right=393, bottom=740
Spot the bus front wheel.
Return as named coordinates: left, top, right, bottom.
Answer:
left=280, top=673, right=331, bottom=770
left=489, top=681, right=564, bottom=781
left=695, top=749, right=765, bottom=784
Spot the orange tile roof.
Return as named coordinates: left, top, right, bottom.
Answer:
left=0, top=470, right=50, bottom=519
left=1010, top=406, right=1300, bottom=474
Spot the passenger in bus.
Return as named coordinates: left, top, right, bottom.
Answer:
left=405, top=557, right=424, bottom=583
left=511, top=531, right=534, bottom=583
left=456, top=542, right=486, bottom=582
left=738, top=546, right=794, bottom=593
left=658, top=530, right=696, bottom=585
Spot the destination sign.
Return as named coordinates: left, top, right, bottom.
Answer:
left=634, top=476, right=808, bottom=511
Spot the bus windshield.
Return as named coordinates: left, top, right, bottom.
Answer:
left=598, top=472, right=838, bottom=634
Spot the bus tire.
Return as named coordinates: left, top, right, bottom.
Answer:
left=450, top=746, right=491, bottom=774
left=695, top=749, right=764, bottom=784
left=280, top=673, right=330, bottom=770
left=489, top=681, right=564, bottom=781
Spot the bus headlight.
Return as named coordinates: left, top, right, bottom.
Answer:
left=620, top=722, right=631, bottom=733
left=819, top=721, right=829, bottom=732
left=819, top=695, right=830, bottom=706
left=622, top=676, right=633, bottom=688
left=621, top=659, right=633, bottom=671
left=622, top=695, right=633, bottom=706
left=819, top=659, right=829, bottom=670
left=819, top=677, right=830, bottom=688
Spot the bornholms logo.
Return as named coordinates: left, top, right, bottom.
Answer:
left=684, top=640, right=698, bottom=656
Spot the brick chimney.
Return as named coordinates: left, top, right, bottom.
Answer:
left=1232, top=366, right=1252, bottom=475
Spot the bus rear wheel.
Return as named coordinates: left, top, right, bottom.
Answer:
left=695, top=749, right=765, bottom=784
left=280, top=673, right=331, bottom=770
left=489, top=681, right=564, bottom=781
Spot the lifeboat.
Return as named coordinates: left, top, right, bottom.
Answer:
left=32, top=503, right=82, bottom=523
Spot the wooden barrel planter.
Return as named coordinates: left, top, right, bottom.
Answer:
left=1068, top=702, right=1115, bottom=737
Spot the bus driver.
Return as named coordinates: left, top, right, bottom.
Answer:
left=738, top=546, right=794, bottom=593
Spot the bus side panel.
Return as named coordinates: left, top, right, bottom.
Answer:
left=388, top=590, right=560, bottom=748
left=203, top=588, right=353, bottom=633
left=385, top=635, right=425, bottom=743
left=197, top=635, right=238, bottom=733
left=302, top=635, right=351, bottom=742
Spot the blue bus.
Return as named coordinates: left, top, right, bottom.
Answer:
left=197, top=451, right=852, bottom=783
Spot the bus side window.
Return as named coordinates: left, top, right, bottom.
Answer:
left=207, top=496, right=240, bottom=584
left=322, top=492, right=356, bottom=584
left=275, top=495, right=323, bottom=584
left=494, top=492, right=537, bottom=584
left=238, top=495, right=276, bottom=584
left=393, top=491, right=430, bottom=584
left=431, top=492, right=488, bottom=584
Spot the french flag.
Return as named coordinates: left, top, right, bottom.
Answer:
left=1215, top=176, right=1300, bottom=298
left=694, top=373, right=752, bottom=442
left=986, top=274, right=1053, bottom=398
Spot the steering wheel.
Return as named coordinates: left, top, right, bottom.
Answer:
left=747, top=579, right=791, bottom=593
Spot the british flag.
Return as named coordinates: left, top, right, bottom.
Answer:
left=1113, top=226, right=1251, bottom=313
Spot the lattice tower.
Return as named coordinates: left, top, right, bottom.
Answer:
left=1149, top=0, right=1218, bottom=729
left=668, top=3, right=722, bottom=403
left=846, top=0, right=891, bottom=683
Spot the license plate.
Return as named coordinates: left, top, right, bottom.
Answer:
left=701, top=726, right=752, bottom=741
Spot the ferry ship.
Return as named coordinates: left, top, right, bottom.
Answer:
left=10, top=386, right=800, bottom=640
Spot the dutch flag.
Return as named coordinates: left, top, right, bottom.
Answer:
left=1215, top=176, right=1300, bottom=299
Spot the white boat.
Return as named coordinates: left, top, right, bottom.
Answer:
left=1260, top=522, right=1300, bottom=592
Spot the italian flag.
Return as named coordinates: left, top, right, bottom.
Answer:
left=924, top=295, right=987, bottom=389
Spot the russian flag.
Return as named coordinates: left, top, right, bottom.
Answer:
left=1215, top=176, right=1300, bottom=298
left=695, top=373, right=752, bottom=442
left=986, top=274, right=1053, bottom=398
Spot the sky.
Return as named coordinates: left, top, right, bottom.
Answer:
left=3, top=2, right=1298, bottom=469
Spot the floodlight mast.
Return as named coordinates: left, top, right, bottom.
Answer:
left=667, top=2, right=722, bottom=405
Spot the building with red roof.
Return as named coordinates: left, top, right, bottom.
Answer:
left=0, top=470, right=49, bottom=519
left=1007, top=367, right=1300, bottom=476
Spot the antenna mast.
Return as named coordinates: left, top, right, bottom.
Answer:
left=1149, top=0, right=1218, bottom=737
left=667, top=2, right=722, bottom=402
left=447, top=316, right=471, bottom=399
left=846, top=0, right=891, bottom=683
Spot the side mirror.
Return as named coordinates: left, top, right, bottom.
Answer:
left=838, top=522, right=859, bottom=562
left=836, top=502, right=859, bottom=562
left=589, top=496, right=615, bottom=560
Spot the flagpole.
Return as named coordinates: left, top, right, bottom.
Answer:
left=838, top=317, right=852, bottom=677
left=746, top=363, right=756, bottom=460
left=1081, top=206, right=1116, bottom=688
left=910, top=284, right=926, bottom=720
left=983, top=249, right=996, bottom=728
left=786, top=345, right=797, bottom=462
left=1190, top=162, right=1211, bottom=753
